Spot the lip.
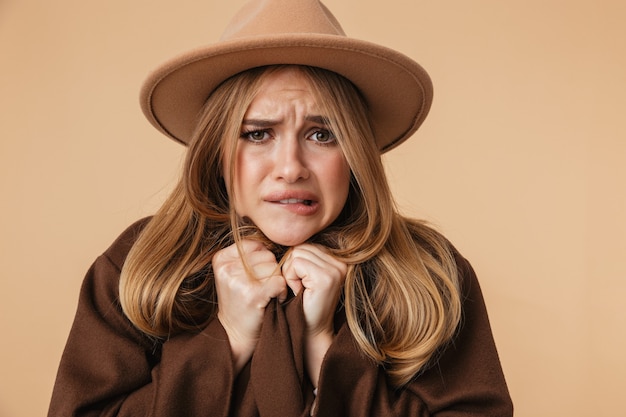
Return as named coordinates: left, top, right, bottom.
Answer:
left=264, top=190, right=319, bottom=202
left=264, top=190, right=320, bottom=215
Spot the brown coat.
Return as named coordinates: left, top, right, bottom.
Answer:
left=48, top=219, right=513, bottom=416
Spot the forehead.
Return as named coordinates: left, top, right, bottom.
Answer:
left=245, top=67, right=320, bottom=113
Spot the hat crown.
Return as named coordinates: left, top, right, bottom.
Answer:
left=142, top=0, right=432, bottom=152
left=220, top=0, right=346, bottom=41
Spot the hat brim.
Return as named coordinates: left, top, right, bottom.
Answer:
left=140, top=33, right=433, bottom=153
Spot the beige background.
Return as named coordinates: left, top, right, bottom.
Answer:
left=1, top=0, right=624, bottom=416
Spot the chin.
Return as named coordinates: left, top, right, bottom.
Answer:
left=269, top=237, right=309, bottom=247
left=264, top=231, right=313, bottom=247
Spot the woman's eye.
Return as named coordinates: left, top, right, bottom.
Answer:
left=309, top=129, right=335, bottom=144
left=241, top=129, right=269, bottom=142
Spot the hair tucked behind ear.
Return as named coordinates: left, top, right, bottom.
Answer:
left=119, top=65, right=461, bottom=387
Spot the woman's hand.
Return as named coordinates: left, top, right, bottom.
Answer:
left=282, top=244, right=347, bottom=387
left=212, top=239, right=287, bottom=373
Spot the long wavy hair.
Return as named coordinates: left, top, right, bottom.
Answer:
left=119, top=65, right=461, bottom=386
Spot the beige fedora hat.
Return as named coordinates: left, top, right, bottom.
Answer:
left=140, top=0, right=433, bottom=153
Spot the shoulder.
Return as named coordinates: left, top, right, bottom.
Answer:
left=78, top=217, right=153, bottom=325
left=102, top=217, right=153, bottom=271
left=450, top=247, right=480, bottom=300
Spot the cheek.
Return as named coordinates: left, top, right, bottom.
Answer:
left=324, top=155, right=351, bottom=202
left=233, top=151, right=261, bottom=187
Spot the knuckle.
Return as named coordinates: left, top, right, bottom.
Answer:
left=212, top=250, right=225, bottom=265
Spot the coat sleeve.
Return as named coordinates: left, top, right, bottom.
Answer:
left=48, top=222, right=236, bottom=417
left=313, top=255, right=514, bottom=417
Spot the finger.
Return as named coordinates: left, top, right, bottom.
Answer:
left=285, top=275, right=304, bottom=296
left=284, top=247, right=347, bottom=290
left=285, top=257, right=325, bottom=290
left=281, top=253, right=304, bottom=296
left=214, top=242, right=278, bottom=276
left=222, top=239, right=273, bottom=260
left=213, top=240, right=260, bottom=266
left=250, top=261, right=282, bottom=281
left=244, top=247, right=278, bottom=263
left=290, top=244, right=347, bottom=274
left=260, top=273, right=288, bottom=304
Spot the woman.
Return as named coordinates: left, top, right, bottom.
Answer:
left=49, top=0, right=513, bottom=416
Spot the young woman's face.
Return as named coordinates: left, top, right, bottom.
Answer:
left=224, top=67, right=351, bottom=246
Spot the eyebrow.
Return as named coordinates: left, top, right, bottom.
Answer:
left=242, top=115, right=331, bottom=127
left=306, top=115, right=331, bottom=125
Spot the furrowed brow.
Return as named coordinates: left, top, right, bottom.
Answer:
left=241, top=119, right=278, bottom=127
left=305, top=115, right=331, bottom=125
left=242, top=115, right=331, bottom=126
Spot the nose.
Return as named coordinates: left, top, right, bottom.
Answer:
left=272, top=137, right=310, bottom=183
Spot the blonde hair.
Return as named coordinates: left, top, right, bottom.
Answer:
left=119, top=65, right=461, bottom=386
